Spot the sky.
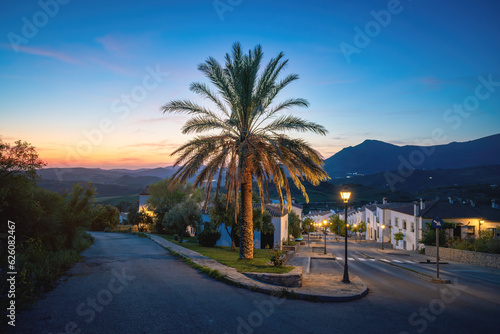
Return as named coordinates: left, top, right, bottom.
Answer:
left=1, top=0, right=499, bottom=169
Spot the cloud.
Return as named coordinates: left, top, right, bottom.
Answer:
left=2, top=44, right=80, bottom=64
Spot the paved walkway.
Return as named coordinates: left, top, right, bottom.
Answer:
left=148, top=235, right=368, bottom=302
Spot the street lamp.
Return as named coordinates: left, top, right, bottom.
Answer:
left=381, top=224, right=385, bottom=250
left=340, top=187, right=351, bottom=283
left=323, top=219, right=327, bottom=254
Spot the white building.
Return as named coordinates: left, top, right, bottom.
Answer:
left=203, top=203, right=289, bottom=250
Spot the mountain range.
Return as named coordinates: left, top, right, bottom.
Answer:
left=37, top=134, right=500, bottom=204
left=323, top=133, right=500, bottom=177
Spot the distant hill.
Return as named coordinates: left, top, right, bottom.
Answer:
left=323, top=134, right=500, bottom=177
left=333, top=165, right=500, bottom=194
left=39, top=166, right=179, bottom=182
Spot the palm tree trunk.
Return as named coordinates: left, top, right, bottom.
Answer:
left=239, top=165, right=254, bottom=259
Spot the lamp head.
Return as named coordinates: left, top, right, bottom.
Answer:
left=340, top=187, right=351, bottom=203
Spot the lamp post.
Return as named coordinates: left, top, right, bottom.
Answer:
left=323, top=219, right=327, bottom=254
left=381, top=224, right=385, bottom=250
left=340, top=187, right=351, bottom=283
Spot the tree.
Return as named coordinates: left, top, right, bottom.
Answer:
left=146, top=178, right=202, bottom=232
left=288, top=211, right=301, bottom=239
left=163, top=198, right=202, bottom=244
left=0, top=139, right=45, bottom=184
left=91, top=204, right=120, bottom=231
left=329, top=215, right=345, bottom=237
left=303, top=217, right=315, bottom=232
left=60, top=183, right=98, bottom=248
left=394, top=230, right=405, bottom=247
left=162, top=42, right=329, bottom=259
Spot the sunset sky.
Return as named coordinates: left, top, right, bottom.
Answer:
left=1, top=0, right=499, bottom=169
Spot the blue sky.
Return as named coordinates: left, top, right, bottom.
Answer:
left=1, top=0, right=499, bottom=168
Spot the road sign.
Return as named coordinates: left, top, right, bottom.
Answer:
left=432, top=217, right=443, bottom=229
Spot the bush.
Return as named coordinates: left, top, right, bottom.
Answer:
left=173, top=234, right=179, bottom=241
left=267, top=243, right=287, bottom=267
left=198, top=229, right=221, bottom=247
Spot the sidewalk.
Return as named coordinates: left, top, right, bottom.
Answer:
left=148, top=234, right=368, bottom=302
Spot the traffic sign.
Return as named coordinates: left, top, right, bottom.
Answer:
left=432, top=217, right=443, bottom=229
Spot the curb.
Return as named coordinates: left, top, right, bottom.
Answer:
left=147, top=234, right=368, bottom=302
left=378, top=260, right=452, bottom=284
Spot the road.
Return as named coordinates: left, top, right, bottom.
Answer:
left=12, top=232, right=500, bottom=334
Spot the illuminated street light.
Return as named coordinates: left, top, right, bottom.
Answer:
left=340, top=187, right=351, bottom=283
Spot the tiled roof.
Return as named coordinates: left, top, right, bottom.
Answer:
left=253, top=203, right=288, bottom=217
left=391, top=201, right=500, bottom=222
left=421, top=201, right=500, bottom=221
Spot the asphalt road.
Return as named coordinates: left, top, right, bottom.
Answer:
left=11, top=233, right=500, bottom=334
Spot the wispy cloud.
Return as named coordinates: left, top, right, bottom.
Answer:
left=1, top=44, right=80, bottom=65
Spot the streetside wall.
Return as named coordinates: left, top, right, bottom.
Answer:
left=425, top=246, right=500, bottom=269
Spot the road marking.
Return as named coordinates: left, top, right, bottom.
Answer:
left=380, top=259, right=390, bottom=262
left=348, top=257, right=355, bottom=261
left=336, top=257, right=343, bottom=261
left=369, top=259, right=376, bottom=261
left=404, top=260, right=415, bottom=263
left=393, top=260, right=403, bottom=263
left=358, top=258, right=367, bottom=261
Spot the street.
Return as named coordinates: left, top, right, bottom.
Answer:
left=12, top=232, right=500, bottom=334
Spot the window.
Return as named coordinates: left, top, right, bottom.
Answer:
left=411, top=223, right=415, bottom=233
left=395, top=217, right=399, bottom=227
left=403, top=220, right=407, bottom=230
left=467, top=226, right=475, bottom=236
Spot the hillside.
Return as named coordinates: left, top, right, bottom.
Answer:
left=323, top=133, right=500, bottom=177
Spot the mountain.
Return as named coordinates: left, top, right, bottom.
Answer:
left=39, top=166, right=179, bottom=182
left=334, top=165, right=500, bottom=194
left=323, top=134, right=500, bottom=177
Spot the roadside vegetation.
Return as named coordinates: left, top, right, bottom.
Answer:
left=0, top=140, right=118, bottom=312
left=421, top=223, right=500, bottom=254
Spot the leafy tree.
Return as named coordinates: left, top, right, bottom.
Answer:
left=394, top=230, right=405, bottom=246
left=288, top=211, right=301, bottom=239
left=91, top=204, right=120, bottom=231
left=0, top=139, right=45, bottom=183
left=163, top=198, right=202, bottom=244
left=210, top=195, right=273, bottom=251
left=162, top=42, right=329, bottom=259
left=146, top=178, right=202, bottom=232
left=329, top=215, right=345, bottom=237
left=359, top=221, right=367, bottom=233
left=420, top=222, right=454, bottom=246
left=303, top=217, right=315, bottom=232
left=60, top=183, right=98, bottom=248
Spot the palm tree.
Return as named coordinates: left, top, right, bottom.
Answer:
left=162, top=42, right=329, bottom=259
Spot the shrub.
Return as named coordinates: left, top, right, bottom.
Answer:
left=267, top=243, right=287, bottom=267
left=173, top=234, right=179, bottom=241
left=198, top=229, right=221, bottom=247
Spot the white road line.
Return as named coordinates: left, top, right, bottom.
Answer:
left=348, top=257, right=355, bottom=261
left=358, top=258, right=367, bottom=261
left=369, top=259, right=376, bottom=261
left=336, top=257, right=343, bottom=261
left=404, top=260, right=415, bottom=263
left=393, top=260, right=403, bottom=263
left=381, top=259, right=390, bottom=262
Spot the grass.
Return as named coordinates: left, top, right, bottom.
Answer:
left=156, top=234, right=294, bottom=274
left=95, top=194, right=139, bottom=206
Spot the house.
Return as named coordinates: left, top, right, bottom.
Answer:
left=389, top=198, right=500, bottom=251
left=203, top=203, right=289, bottom=250
left=364, top=198, right=411, bottom=245
left=138, top=187, right=154, bottom=216
left=303, top=210, right=335, bottom=224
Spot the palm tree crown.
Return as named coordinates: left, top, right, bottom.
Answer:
left=162, top=42, right=329, bottom=259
